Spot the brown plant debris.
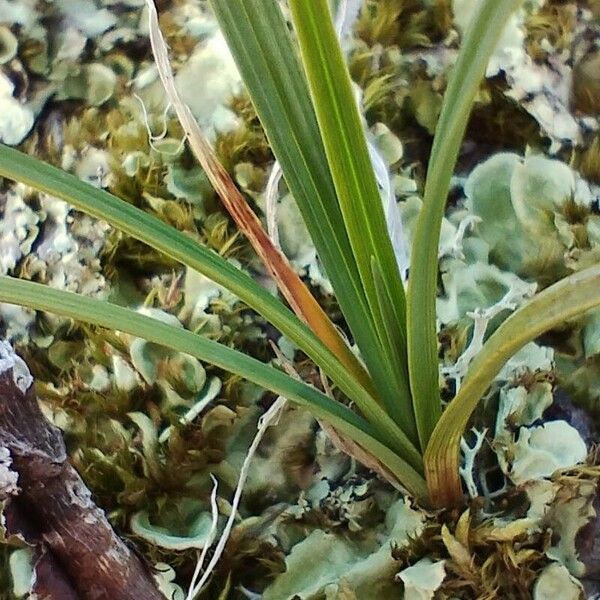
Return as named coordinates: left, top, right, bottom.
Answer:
left=0, top=341, right=163, bottom=600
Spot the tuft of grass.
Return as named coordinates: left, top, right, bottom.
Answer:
left=1, top=0, right=600, bottom=510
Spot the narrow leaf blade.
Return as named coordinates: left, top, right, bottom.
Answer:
left=0, top=143, right=398, bottom=447
left=425, top=265, right=600, bottom=506
left=407, top=0, right=525, bottom=449
left=208, top=0, right=408, bottom=421
left=0, top=275, right=427, bottom=498
left=287, top=0, right=413, bottom=432
left=371, top=257, right=417, bottom=439
left=145, top=0, right=373, bottom=395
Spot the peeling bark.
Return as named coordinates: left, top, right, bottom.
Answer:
left=0, top=342, right=164, bottom=600
left=4, top=502, right=80, bottom=599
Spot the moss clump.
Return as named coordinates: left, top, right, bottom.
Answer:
left=577, top=134, right=600, bottom=185
left=356, top=0, right=452, bottom=50
left=525, top=3, right=577, bottom=62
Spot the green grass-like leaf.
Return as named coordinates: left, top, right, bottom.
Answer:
left=145, top=0, right=374, bottom=398
left=287, top=0, right=416, bottom=439
left=0, top=0, right=555, bottom=509
left=407, top=0, right=525, bottom=449
left=0, top=275, right=427, bottom=498
left=0, top=143, right=421, bottom=469
left=425, top=264, right=600, bottom=506
left=208, top=0, right=414, bottom=435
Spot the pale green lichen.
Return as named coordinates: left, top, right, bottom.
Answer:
left=262, top=498, right=424, bottom=600
left=534, top=563, right=583, bottom=600
left=397, top=558, right=446, bottom=600
left=0, top=75, right=33, bottom=145
left=1, top=1, right=600, bottom=598
left=509, top=421, right=588, bottom=484
left=7, top=549, right=33, bottom=600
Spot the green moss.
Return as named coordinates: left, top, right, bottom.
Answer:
left=0, top=546, right=13, bottom=600
left=525, top=3, right=577, bottom=62
left=356, top=0, right=452, bottom=50
left=215, top=95, right=272, bottom=172
left=577, top=135, right=600, bottom=185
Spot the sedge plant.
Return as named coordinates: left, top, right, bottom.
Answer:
left=0, top=0, right=599, bottom=507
